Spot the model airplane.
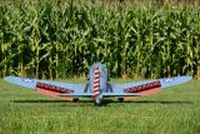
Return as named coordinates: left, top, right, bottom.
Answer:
left=4, top=63, right=192, bottom=105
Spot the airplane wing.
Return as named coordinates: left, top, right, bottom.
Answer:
left=4, top=76, right=192, bottom=98
left=107, top=76, right=192, bottom=97
left=4, top=76, right=90, bottom=97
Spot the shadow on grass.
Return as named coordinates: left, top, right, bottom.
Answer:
left=12, top=99, right=193, bottom=107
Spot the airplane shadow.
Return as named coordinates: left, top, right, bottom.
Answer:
left=96, top=100, right=193, bottom=106
left=12, top=99, right=193, bottom=107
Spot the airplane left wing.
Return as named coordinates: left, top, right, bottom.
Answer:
left=108, top=76, right=192, bottom=97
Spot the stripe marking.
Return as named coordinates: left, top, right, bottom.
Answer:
left=93, top=66, right=100, bottom=98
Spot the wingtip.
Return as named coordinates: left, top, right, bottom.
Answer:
left=160, top=75, right=192, bottom=88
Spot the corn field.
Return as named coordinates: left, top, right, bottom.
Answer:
left=0, top=0, right=200, bottom=79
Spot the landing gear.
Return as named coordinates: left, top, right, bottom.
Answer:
left=94, top=98, right=103, bottom=106
left=72, top=98, right=79, bottom=102
left=118, top=98, right=124, bottom=102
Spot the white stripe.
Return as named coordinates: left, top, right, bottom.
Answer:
left=93, top=87, right=100, bottom=90
left=94, top=70, right=100, bottom=74
left=93, top=83, right=100, bottom=87
left=93, top=91, right=100, bottom=96
left=94, top=72, right=99, bottom=75
left=93, top=88, right=99, bottom=92
left=94, top=79, right=99, bottom=84
left=94, top=74, right=100, bottom=78
left=94, top=79, right=100, bottom=83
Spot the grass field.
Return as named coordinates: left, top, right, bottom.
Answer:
left=0, top=78, right=200, bottom=134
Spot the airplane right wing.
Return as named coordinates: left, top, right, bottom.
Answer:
left=4, top=76, right=91, bottom=98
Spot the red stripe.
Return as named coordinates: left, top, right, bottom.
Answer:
left=94, top=75, right=100, bottom=78
left=93, top=86, right=99, bottom=89
left=93, top=82, right=100, bottom=85
left=93, top=90, right=99, bottom=93
left=94, top=71, right=99, bottom=74
left=94, top=80, right=100, bottom=83
left=93, top=83, right=100, bottom=87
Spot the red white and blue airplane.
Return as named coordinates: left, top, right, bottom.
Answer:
left=4, top=63, right=192, bottom=105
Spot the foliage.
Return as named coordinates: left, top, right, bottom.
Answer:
left=0, top=0, right=200, bottom=79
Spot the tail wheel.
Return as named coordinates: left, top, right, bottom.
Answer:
left=94, top=98, right=103, bottom=106
left=118, top=98, right=124, bottom=102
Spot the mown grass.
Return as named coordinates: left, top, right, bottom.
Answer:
left=0, top=79, right=200, bottom=134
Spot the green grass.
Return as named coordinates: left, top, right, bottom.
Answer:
left=0, top=79, right=200, bottom=134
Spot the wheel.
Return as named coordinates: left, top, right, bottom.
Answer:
left=94, top=98, right=103, bottom=106
left=118, top=98, right=124, bottom=102
left=73, top=98, right=79, bottom=102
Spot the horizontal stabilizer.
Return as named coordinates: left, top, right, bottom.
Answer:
left=103, top=92, right=140, bottom=97
left=58, top=93, right=93, bottom=97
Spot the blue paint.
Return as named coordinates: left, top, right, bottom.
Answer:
left=4, top=63, right=192, bottom=105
